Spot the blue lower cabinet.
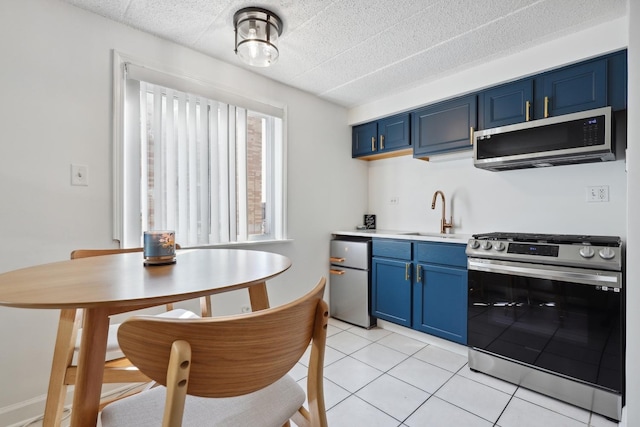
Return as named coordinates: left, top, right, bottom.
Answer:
left=413, top=263, right=468, bottom=344
left=372, top=239, right=468, bottom=344
left=372, top=257, right=412, bottom=327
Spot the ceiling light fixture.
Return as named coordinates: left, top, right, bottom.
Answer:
left=233, top=7, right=283, bottom=68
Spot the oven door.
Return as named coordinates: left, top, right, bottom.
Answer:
left=467, top=258, right=623, bottom=393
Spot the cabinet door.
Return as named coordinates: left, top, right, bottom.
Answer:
left=413, top=263, right=467, bottom=344
left=352, top=121, right=377, bottom=157
left=378, top=113, right=410, bottom=152
left=607, top=50, right=627, bottom=111
left=372, top=257, right=412, bottom=327
left=412, top=94, right=477, bottom=158
left=537, top=59, right=607, bottom=118
left=480, top=79, right=533, bottom=129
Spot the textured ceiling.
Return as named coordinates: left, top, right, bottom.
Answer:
left=61, top=0, right=627, bottom=108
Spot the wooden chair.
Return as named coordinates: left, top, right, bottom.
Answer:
left=100, top=277, right=329, bottom=427
left=43, top=246, right=203, bottom=427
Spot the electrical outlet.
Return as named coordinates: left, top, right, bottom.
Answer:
left=389, top=196, right=399, bottom=205
left=586, top=185, right=609, bottom=203
left=241, top=305, right=251, bottom=313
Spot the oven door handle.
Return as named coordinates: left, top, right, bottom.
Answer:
left=467, top=258, right=622, bottom=288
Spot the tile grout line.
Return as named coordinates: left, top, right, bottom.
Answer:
left=324, top=323, right=608, bottom=426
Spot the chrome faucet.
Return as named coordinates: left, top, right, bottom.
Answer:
left=431, top=190, right=453, bottom=234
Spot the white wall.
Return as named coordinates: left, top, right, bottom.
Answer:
left=0, top=0, right=367, bottom=423
left=368, top=155, right=626, bottom=237
left=625, top=1, right=639, bottom=426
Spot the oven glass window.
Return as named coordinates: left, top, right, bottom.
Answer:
left=468, top=270, right=622, bottom=392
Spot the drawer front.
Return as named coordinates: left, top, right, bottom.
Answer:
left=372, top=239, right=412, bottom=260
left=415, top=242, right=466, bottom=267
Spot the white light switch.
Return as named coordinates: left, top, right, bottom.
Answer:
left=71, top=164, right=88, bottom=186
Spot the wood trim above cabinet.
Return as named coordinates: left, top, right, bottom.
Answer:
left=355, top=148, right=412, bottom=161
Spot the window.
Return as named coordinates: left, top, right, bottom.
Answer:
left=113, top=55, right=286, bottom=247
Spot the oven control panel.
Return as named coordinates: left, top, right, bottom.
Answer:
left=507, top=243, right=559, bottom=257
left=466, top=238, right=622, bottom=271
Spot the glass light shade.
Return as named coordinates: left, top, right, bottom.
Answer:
left=234, top=8, right=283, bottom=68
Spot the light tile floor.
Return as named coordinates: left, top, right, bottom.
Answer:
left=291, top=318, right=620, bottom=427
left=25, top=317, right=620, bottom=427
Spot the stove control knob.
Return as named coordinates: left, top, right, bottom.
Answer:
left=481, top=241, right=492, bottom=250
left=579, top=246, right=595, bottom=258
left=494, top=242, right=505, bottom=251
left=599, top=247, right=616, bottom=260
left=468, top=240, right=480, bottom=249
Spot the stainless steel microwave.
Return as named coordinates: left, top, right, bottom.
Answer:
left=473, top=106, right=614, bottom=171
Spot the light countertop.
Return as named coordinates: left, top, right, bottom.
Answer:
left=333, top=229, right=472, bottom=244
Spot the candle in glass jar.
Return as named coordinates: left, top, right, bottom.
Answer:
left=143, top=230, right=176, bottom=265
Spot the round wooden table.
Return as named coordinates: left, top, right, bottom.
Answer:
left=0, top=249, right=291, bottom=427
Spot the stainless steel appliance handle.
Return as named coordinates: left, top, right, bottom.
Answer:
left=467, top=258, right=621, bottom=288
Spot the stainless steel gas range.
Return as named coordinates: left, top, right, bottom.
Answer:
left=466, top=232, right=624, bottom=421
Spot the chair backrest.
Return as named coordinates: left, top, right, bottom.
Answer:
left=117, top=277, right=328, bottom=398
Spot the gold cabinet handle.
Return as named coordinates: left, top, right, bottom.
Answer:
left=544, top=96, right=550, bottom=118
left=330, top=269, right=345, bottom=275
left=405, top=263, right=410, bottom=281
left=525, top=100, right=531, bottom=121
left=371, top=136, right=376, bottom=152
left=469, top=126, right=474, bottom=146
left=380, top=134, right=385, bottom=150
left=330, top=257, right=345, bottom=263
left=416, top=265, right=422, bottom=283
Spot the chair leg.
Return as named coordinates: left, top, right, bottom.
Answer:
left=43, top=309, right=80, bottom=427
left=200, top=296, right=213, bottom=317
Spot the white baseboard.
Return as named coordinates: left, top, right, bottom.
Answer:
left=376, top=319, right=468, bottom=356
left=0, top=391, right=59, bottom=427
left=0, top=383, right=149, bottom=427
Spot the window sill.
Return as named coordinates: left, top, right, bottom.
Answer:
left=184, top=239, right=294, bottom=250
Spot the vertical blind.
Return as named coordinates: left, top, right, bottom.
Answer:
left=138, top=82, right=232, bottom=246
left=116, top=58, right=285, bottom=248
left=137, top=82, right=224, bottom=245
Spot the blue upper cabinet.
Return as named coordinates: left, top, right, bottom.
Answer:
left=352, top=121, right=378, bottom=157
left=479, top=80, right=533, bottom=129
left=607, top=50, right=627, bottom=111
left=352, top=113, right=410, bottom=159
left=479, top=51, right=626, bottom=130
left=378, top=114, right=411, bottom=152
left=352, top=50, right=626, bottom=158
left=412, top=94, right=477, bottom=159
left=536, top=59, right=607, bottom=118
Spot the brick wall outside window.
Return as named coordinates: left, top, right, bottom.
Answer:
left=246, top=115, right=264, bottom=235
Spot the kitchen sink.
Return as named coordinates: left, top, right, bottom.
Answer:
left=398, top=232, right=458, bottom=238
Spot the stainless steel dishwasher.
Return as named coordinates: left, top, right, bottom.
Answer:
left=329, top=236, right=376, bottom=328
